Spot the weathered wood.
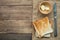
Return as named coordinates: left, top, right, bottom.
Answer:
left=0, top=0, right=32, bottom=6
left=0, top=20, right=33, bottom=33
left=0, top=6, right=32, bottom=20
left=0, top=33, right=32, bottom=40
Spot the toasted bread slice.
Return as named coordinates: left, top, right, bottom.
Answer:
left=33, top=17, right=53, bottom=37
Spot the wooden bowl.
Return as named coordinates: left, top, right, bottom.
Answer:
left=39, top=1, right=52, bottom=14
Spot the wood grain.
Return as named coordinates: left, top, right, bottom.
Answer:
left=0, top=6, right=32, bottom=20
left=0, top=0, right=60, bottom=40
left=0, top=20, right=33, bottom=33
left=0, top=0, right=32, bottom=6
left=0, top=33, right=32, bottom=40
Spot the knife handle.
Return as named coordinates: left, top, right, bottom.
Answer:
left=54, top=17, right=57, bottom=37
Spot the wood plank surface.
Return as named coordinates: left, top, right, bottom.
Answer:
left=0, top=6, right=32, bottom=20
left=0, top=0, right=60, bottom=40
left=0, top=33, right=32, bottom=40
left=0, top=0, right=32, bottom=6
left=0, top=20, right=33, bottom=33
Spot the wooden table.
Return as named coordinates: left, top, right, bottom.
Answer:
left=0, top=0, right=60, bottom=40
left=0, top=0, right=33, bottom=33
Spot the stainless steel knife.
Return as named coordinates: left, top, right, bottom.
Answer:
left=53, top=2, right=57, bottom=37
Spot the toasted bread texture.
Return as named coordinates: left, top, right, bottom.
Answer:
left=33, top=17, right=53, bottom=37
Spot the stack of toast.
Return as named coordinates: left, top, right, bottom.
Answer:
left=33, top=17, right=53, bottom=38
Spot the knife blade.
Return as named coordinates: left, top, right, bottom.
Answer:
left=53, top=2, right=57, bottom=37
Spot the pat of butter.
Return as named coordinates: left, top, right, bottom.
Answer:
left=40, top=5, right=45, bottom=11
left=40, top=5, right=50, bottom=11
left=45, top=7, right=50, bottom=10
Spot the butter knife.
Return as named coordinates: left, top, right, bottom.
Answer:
left=53, top=2, right=57, bottom=37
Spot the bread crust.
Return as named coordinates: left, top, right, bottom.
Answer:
left=33, top=17, right=53, bottom=37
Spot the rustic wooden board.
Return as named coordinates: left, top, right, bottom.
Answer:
left=0, top=0, right=60, bottom=40
left=33, top=0, right=60, bottom=40
left=0, top=0, right=32, bottom=6
left=0, top=33, right=32, bottom=40
left=0, top=20, right=33, bottom=33
left=0, top=6, right=32, bottom=20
